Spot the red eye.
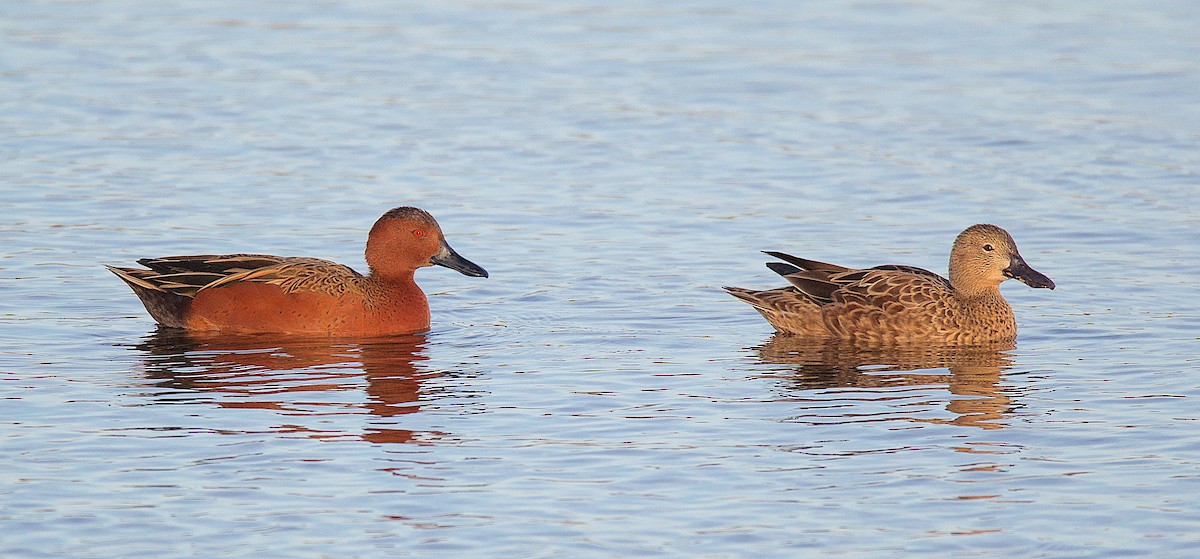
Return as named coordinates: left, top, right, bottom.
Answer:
left=412, top=229, right=423, bottom=238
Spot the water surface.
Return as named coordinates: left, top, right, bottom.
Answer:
left=3, top=1, right=1200, bottom=557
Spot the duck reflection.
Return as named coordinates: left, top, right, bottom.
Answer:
left=755, top=336, right=1017, bottom=429
left=132, top=327, right=466, bottom=444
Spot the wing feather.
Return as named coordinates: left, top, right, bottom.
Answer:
left=114, top=254, right=366, bottom=299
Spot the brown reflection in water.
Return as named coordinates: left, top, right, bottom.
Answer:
left=133, top=327, right=444, bottom=444
left=756, top=336, right=1017, bottom=429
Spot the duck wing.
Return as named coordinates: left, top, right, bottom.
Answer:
left=762, top=251, right=856, bottom=304
left=110, top=254, right=365, bottom=298
left=827, top=266, right=952, bottom=311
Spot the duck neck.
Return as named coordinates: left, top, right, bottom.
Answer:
left=364, top=269, right=425, bottom=309
left=958, top=287, right=1016, bottom=339
left=959, top=287, right=1010, bottom=311
left=367, top=267, right=416, bottom=285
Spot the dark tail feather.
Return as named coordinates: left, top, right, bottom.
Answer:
left=762, top=251, right=850, bottom=274
left=766, top=262, right=802, bottom=277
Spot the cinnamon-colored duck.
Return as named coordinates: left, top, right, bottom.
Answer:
left=724, top=224, right=1054, bottom=344
left=108, top=206, right=487, bottom=336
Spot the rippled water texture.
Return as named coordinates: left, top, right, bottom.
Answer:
left=3, top=1, right=1200, bottom=557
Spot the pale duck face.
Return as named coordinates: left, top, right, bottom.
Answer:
left=949, top=224, right=1054, bottom=295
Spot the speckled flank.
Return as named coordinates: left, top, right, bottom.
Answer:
left=725, top=224, right=1054, bottom=344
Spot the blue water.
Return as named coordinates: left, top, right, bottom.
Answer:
left=3, top=1, right=1200, bottom=557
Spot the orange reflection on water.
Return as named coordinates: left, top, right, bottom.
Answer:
left=755, top=336, right=1018, bottom=430
left=132, top=328, right=448, bottom=444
